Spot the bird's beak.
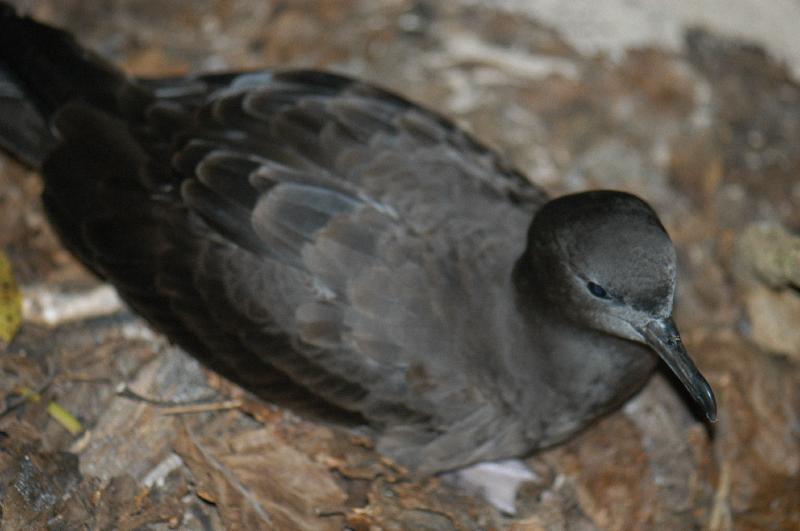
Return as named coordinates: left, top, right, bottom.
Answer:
left=640, top=317, right=717, bottom=422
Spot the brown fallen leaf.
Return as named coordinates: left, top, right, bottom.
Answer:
left=173, top=419, right=347, bottom=530
left=0, top=250, right=22, bottom=344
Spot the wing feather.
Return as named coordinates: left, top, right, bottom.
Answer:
left=40, top=68, right=547, bottom=468
left=164, top=71, right=545, bottom=431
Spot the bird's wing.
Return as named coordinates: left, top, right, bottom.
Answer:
left=42, top=70, right=544, bottom=448
left=161, top=71, right=544, bottom=425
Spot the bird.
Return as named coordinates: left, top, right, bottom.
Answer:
left=0, top=3, right=715, bottom=474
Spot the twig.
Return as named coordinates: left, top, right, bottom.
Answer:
left=707, top=461, right=732, bottom=531
left=160, top=400, right=242, bottom=415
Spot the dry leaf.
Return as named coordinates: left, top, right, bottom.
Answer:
left=174, top=421, right=347, bottom=530
left=0, top=250, right=22, bottom=343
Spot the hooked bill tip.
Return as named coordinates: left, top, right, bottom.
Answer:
left=695, top=373, right=717, bottom=422
left=641, top=318, right=717, bottom=423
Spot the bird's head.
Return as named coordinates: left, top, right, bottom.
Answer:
left=516, top=190, right=716, bottom=421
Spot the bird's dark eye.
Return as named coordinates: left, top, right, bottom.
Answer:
left=587, top=282, right=609, bottom=299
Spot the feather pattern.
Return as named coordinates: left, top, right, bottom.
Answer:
left=159, top=72, right=551, bottom=469
left=7, top=44, right=549, bottom=468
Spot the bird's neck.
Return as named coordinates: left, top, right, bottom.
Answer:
left=507, top=262, right=657, bottom=445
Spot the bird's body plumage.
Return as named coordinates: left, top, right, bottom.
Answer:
left=0, top=3, right=714, bottom=473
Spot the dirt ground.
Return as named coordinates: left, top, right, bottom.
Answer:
left=1, top=1, right=799, bottom=529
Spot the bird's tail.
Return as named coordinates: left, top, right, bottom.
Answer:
left=0, top=2, right=144, bottom=167
left=0, top=60, right=54, bottom=168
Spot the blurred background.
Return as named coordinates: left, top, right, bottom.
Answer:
left=1, top=1, right=798, bottom=529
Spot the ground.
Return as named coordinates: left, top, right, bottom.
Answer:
left=1, top=1, right=799, bottom=529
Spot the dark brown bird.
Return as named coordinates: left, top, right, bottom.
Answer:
left=0, top=3, right=714, bottom=474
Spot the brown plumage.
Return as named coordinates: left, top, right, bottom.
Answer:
left=0, top=3, right=714, bottom=473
